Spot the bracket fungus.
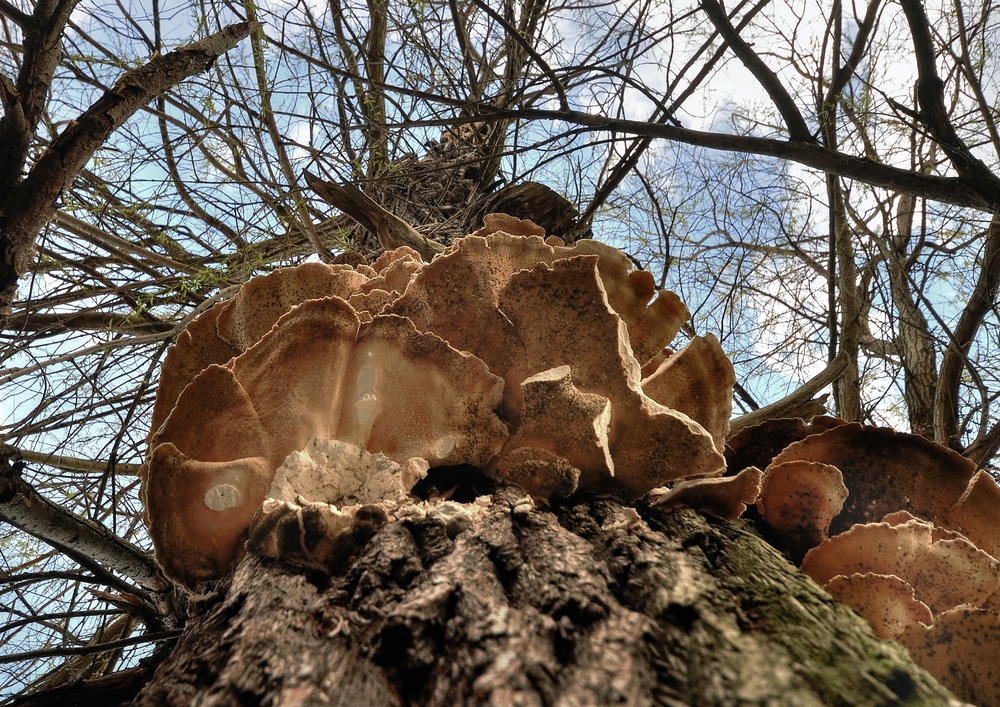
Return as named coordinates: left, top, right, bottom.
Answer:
left=650, top=466, right=762, bottom=521
left=767, top=423, right=979, bottom=536
left=823, top=573, right=933, bottom=640
left=744, top=416, right=1000, bottom=705
left=142, top=215, right=1000, bottom=702
left=899, top=607, right=1000, bottom=705
left=755, top=460, right=848, bottom=562
left=144, top=294, right=507, bottom=586
left=143, top=223, right=733, bottom=588
left=800, top=518, right=1000, bottom=614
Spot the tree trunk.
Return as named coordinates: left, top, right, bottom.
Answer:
left=134, top=487, right=956, bottom=705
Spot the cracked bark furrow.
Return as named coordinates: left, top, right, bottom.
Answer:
left=135, top=489, right=959, bottom=706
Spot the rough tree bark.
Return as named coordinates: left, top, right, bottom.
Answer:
left=132, top=488, right=958, bottom=706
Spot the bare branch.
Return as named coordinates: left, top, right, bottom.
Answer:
left=729, top=352, right=849, bottom=434
left=700, top=0, right=814, bottom=142
left=498, top=107, right=998, bottom=211
left=305, top=171, right=445, bottom=261
left=0, top=21, right=256, bottom=315
left=934, top=214, right=1000, bottom=449
left=899, top=0, right=1000, bottom=202
left=0, top=0, right=29, bottom=26
left=467, top=0, right=568, bottom=111
left=0, top=449, right=165, bottom=593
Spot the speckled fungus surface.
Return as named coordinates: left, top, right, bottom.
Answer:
left=746, top=418, right=1000, bottom=705
left=143, top=223, right=734, bottom=588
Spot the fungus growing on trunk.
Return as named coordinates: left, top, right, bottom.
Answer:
left=756, top=460, right=848, bottom=561
left=144, top=296, right=507, bottom=586
left=899, top=607, right=1000, bottom=705
left=639, top=334, right=734, bottom=450
left=144, top=229, right=735, bottom=587
left=736, top=416, right=1000, bottom=705
left=823, top=573, right=932, bottom=640
left=723, top=415, right=845, bottom=476
left=800, top=518, right=1000, bottom=614
left=650, top=466, right=762, bottom=520
left=768, top=423, right=978, bottom=535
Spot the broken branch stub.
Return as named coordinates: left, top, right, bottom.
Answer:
left=144, top=227, right=735, bottom=588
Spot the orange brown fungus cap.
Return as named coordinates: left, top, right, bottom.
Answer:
left=145, top=295, right=507, bottom=587
left=800, top=519, right=1000, bottom=614
left=494, top=256, right=723, bottom=498
left=147, top=301, right=241, bottom=443
left=899, top=607, right=1000, bottom=705
left=389, top=233, right=690, bottom=371
left=757, top=460, right=848, bottom=562
left=145, top=230, right=737, bottom=586
left=215, top=262, right=369, bottom=351
left=652, top=466, right=762, bottom=520
left=723, top=415, right=845, bottom=478
left=769, top=423, right=978, bottom=536
left=489, top=365, right=613, bottom=493
left=641, top=334, right=735, bottom=450
left=470, top=213, right=547, bottom=238
left=389, top=233, right=725, bottom=498
left=946, top=470, right=1000, bottom=560
left=824, top=573, right=932, bottom=640
left=144, top=444, right=272, bottom=585
left=566, top=239, right=689, bottom=366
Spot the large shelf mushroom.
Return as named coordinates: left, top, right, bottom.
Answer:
left=143, top=222, right=733, bottom=588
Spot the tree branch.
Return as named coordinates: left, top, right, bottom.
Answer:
left=0, top=21, right=256, bottom=316
left=0, top=0, right=77, bottom=195
left=304, top=171, right=445, bottom=261
left=488, top=107, right=999, bottom=211
left=898, top=0, right=1000, bottom=202
left=0, top=448, right=165, bottom=595
left=934, top=214, right=1000, bottom=449
left=700, top=0, right=814, bottom=141
left=467, top=0, right=568, bottom=111
left=728, top=352, right=849, bottom=435
left=0, top=0, right=29, bottom=26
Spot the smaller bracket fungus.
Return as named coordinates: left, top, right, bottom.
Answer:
left=723, top=415, right=845, bottom=477
left=800, top=518, right=1000, bottom=615
left=650, top=466, right=762, bottom=521
left=640, top=334, right=735, bottom=450
left=143, top=443, right=272, bottom=584
left=756, top=460, right=848, bottom=561
left=490, top=365, right=613, bottom=493
left=823, top=573, right=932, bottom=640
left=768, top=423, right=978, bottom=535
left=215, top=262, right=370, bottom=352
left=899, top=607, right=1000, bottom=706
left=945, top=470, right=1000, bottom=560
left=147, top=302, right=242, bottom=443
left=738, top=417, right=1000, bottom=705
left=471, top=212, right=547, bottom=238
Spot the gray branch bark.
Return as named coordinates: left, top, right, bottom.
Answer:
left=0, top=448, right=168, bottom=618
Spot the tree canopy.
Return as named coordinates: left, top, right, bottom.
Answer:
left=3, top=0, right=1000, bottom=696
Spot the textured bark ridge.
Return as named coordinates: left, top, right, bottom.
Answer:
left=136, top=488, right=959, bottom=705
